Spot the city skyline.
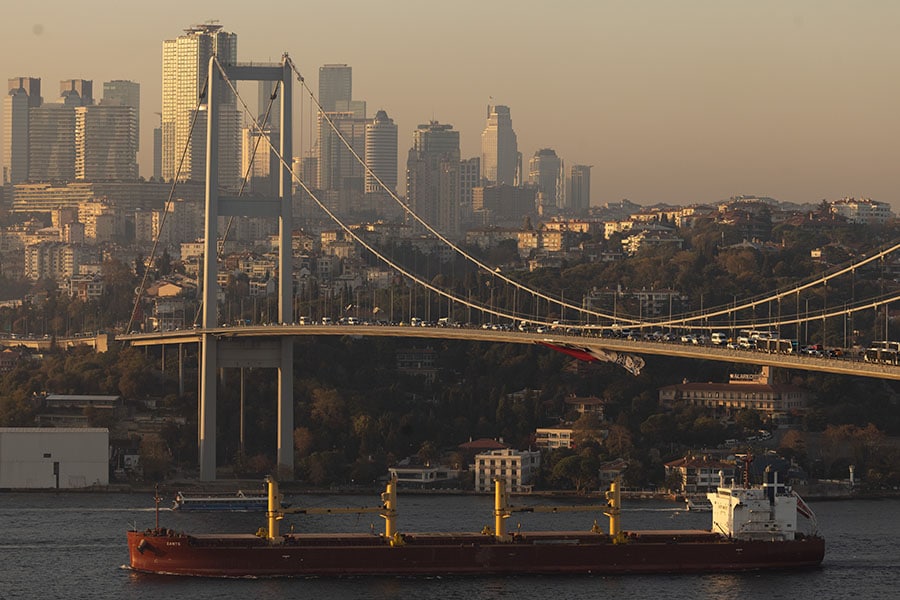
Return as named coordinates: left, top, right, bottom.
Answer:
left=2, top=1, right=900, bottom=208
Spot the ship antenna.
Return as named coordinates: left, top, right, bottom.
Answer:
left=741, top=454, right=753, bottom=488
left=154, top=484, right=161, bottom=530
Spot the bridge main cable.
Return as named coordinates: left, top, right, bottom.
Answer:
left=213, top=56, right=639, bottom=327
left=280, top=57, right=637, bottom=325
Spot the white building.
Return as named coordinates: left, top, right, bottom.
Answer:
left=474, top=448, right=541, bottom=493
left=0, top=428, right=108, bottom=488
left=534, top=427, right=574, bottom=449
left=24, top=242, right=97, bottom=281
left=830, top=197, right=894, bottom=225
left=388, top=463, right=461, bottom=488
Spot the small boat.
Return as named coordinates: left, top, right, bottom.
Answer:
left=172, top=490, right=273, bottom=512
left=685, top=495, right=712, bottom=512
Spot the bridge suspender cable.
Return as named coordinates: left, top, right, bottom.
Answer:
left=212, top=57, right=640, bottom=327
left=283, top=54, right=900, bottom=333
left=126, top=79, right=209, bottom=334
left=280, top=57, right=636, bottom=325
left=651, top=241, right=900, bottom=330
left=188, top=80, right=284, bottom=327
left=204, top=55, right=899, bottom=335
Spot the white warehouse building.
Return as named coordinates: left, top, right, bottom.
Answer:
left=0, top=428, right=109, bottom=488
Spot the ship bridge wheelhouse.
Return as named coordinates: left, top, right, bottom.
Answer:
left=709, top=473, right=799, bottom=541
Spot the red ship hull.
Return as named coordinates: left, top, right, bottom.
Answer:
left=127, top=529, right=825, bottom=577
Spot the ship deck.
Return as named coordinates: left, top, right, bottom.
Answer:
left=172, top=528, right=724, bottom=548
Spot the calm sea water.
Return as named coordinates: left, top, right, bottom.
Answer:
left=0, top=490, right=897, bottom=600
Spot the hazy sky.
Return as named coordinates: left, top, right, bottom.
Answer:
left=3, top=0, right=900, bottom=208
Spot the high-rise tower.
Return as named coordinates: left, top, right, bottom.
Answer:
left=316, top=64, right=362, bottom=193
left=528, top=148, right=564, bottom=210
left=59, top=79, right=93, bottom=106
left=480, top=105, right=518, bottom=186
left=257, top=80, right=281, bottom=127
left=318, top=64, right=351, bottom=112
left=458, top=157, right=481, bottom=227
left=244, top=80, right=282, bottom=196
left=406, top=121, right=461, bottom=236
left=567, top=164, right=592, bottom=213
left=3, top=77, right=41, bottom=184
left=318, top=109, right=367, bottom=192
left=161, top=23, right=239, bottom=187
left=102, top=80, right=140, bottom=151
left=29, top=85, right=80, bottom=182
left=365, top=109, right=398, bottom=193
left=76, top=105, right=138, bottom=181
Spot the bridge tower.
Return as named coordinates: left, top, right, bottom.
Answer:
left=199, top=56, right=293, bottom=481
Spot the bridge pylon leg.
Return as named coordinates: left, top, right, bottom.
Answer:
left=277, top=337, right=294, bottom=479
left=199, top=334, right=217, bottom=481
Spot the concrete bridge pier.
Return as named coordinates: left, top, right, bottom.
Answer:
left=277, top=338, right=294, bottom=479
left=199, top=338, right=295, bottom=481
left=199, top=335, right=218, bottom=480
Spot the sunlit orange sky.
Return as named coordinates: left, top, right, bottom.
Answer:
left=3, top=0, right=900, bottom=209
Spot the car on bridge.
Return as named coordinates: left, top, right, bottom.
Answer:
left=710, top=332, right=728, bottom=345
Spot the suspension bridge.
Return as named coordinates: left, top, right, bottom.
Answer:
left=120, top=54, right=900, bottom=480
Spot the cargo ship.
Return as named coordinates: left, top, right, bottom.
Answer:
left=127, top=469, right=824, bottom=577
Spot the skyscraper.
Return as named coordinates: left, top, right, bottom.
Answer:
left=3, top=77, right=41, bottom=184
left=315, top=64, right=364, bottom=195
left=257, top=80, right=281, bottom=127
left=528, top=148, right=564, bottom=210
left=102, top=80, right=140, bottom=150
left=567, top=164, right=592, bottom=213
left=406, top=121, right=460, bottom=236
left=161, top=23, right=239, bottom=187
left=29, top=103, right=76, bottom=182
left=241, top=125, right=278, bottom=195
left=365, top=110, right=398, bottom=193
left=458, top=157, right=480, bottom=226
left=480, top=105, right=518, bottom=186
left=318, top=64, right=351, bottom=112
left=152, top=121, right=162, bottom=180
left=246, top=79, right=282, bottom=196
left=318, top=110, right=367, bottom=191
left=59, top=79, right=93, bottom=106
left=75, top=105, right=138, bottom=181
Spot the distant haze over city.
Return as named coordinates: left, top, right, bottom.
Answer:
left=3, top=1, right=900, bottom=209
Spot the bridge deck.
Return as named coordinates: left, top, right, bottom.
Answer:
left=117, top=325, right=900, bottom=381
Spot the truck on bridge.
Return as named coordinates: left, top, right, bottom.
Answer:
left=755, top=337, right=799, bottom=354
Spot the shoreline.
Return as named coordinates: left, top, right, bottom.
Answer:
left=2, top=481, right=897, bottom=502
